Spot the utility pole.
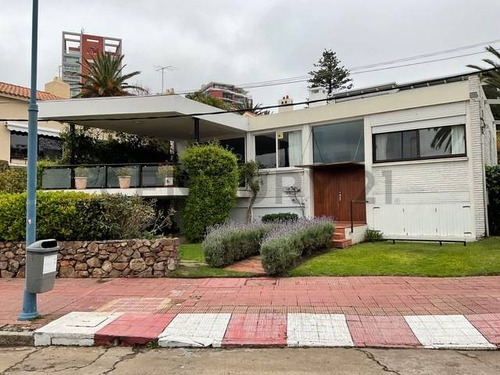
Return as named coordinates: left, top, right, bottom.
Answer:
left=155, top=65, right=175, bottom=94
left=19, top=0, right=40, bottom=321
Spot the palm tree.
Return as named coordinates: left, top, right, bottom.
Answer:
left=467, top=45, right=500, bottom=90
left=236, top=102, right=271, bottom=116
left=76, top=52, right=146, bottom=98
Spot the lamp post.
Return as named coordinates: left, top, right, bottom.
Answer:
left=18, top=0, right=39, bottom=321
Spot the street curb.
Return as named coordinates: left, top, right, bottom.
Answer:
left=0, top=331, right=34, bottom=347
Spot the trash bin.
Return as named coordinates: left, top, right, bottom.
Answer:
left=26, top=239, right=59, bottom=293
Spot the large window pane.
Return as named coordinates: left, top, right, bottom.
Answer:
left=313, top=120, right=364, bottom=163
left=38, top=136, right=62, bottom=160
left=220, top=137, right=245, bottom=162
left=255, top=133, right=276, bottom=168
left=402, top=130, right=418, bottom=159
left=278, top=130, right=302, bottom=167
left=419, top=127, right=452, bottom=157
left=10, top=132, right=28, bottom=160
left=375, top=132, right=402, bottom=161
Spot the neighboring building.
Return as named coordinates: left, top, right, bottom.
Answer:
left=0, top=79, right=68, bottom=165
left=38, top=72, right=497, bottom=242
left=200, top=82, right=253, bottom=108
left=62, top=31, right=122, bottom=97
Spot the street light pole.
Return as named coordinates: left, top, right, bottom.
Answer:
left=19, top=0, right=39, bottom=321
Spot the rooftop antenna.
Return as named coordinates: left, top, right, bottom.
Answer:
left=155, top=65, right=176, bottom=93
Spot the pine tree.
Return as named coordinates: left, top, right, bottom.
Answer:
left=308, top=49, right=353, bottom=96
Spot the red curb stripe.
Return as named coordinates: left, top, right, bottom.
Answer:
left=94, top=313, right=176, bottom=346
left=222, top=313, right=287, bottom=347
left=346, top=315, right=421, bottom=348
left=466, top=313, right=500, bottom=346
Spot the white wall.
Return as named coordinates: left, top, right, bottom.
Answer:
left=364, top=100, right=481, bottom=240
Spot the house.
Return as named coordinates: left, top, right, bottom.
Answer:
left=200, top=82, right=253, bottom=109
left=38, top=72, right=497, bottom=242
left=0, top=78, right=69, bottom=165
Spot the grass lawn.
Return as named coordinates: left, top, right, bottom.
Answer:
left=291, top=237, right=500, bottom=277
left=172, top=243, right=254, bottom=278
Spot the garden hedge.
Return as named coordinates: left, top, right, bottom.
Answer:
left=203, top=222, right=271, bottom=268
left=261, top=212, right=299, bottom=223
left=181, top=143, right=239, bottom=242
left=0, top=192, right=160, bottom=241
left=260, top=218, right=334, bottom=275
left=486, top=165, right=500, bottom=235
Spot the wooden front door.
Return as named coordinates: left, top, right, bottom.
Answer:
left=313, top=165, right=366, bottom=222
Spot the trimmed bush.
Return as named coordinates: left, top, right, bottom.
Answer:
left=260, top=218, right=334, bottom=276
left=0, top=192, right=164, bottom=241
left=486, top=165, right=500, bottom=235
left=364, top=229, right=384, bottom=242
left=181, top=143, right=239, bottom=242
left=203, top=222, right=271, bottom=267
left=261, top=212, right=299, bottom=223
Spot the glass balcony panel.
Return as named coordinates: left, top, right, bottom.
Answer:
left=42, top=168, right=71, bottom=189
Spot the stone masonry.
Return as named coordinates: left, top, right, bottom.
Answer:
left=0, top=238, right=179, bottom=278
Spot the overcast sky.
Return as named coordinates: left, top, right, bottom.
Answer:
left=1, top=0, right=500, bottom=107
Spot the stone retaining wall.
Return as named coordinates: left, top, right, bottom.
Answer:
left=0, top=238, right=179, bottom=278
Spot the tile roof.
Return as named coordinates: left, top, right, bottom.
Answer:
left=0, top=81, right=63, bottom=101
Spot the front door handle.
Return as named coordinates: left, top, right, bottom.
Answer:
left=338, top=190, right=342, bottom=202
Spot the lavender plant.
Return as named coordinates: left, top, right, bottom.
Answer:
left=203, top=221, right=273, bottom=267
left=260, top=217, right=334, bottom=275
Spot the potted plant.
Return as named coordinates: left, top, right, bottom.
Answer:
left=116, top=166, right=132, bottom=189
left=74, top=167, right=88, bottom=190
left=156, top=164, right=177, bottom=187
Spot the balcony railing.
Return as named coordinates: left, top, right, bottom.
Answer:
left=41, top=163, right=186, bottom=190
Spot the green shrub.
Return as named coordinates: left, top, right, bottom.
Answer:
left=181, top=143, right=239, bottom=242
left=486, top=165, right=500, bottom=235
left=0, top=192, right=168, bottom=241
left=261, top=212, right=299, bottom=223
left=203, top=222, right=272, bottom=267
left=0, top=167, right=27, bottom=193
left=260, top=218, right=334, bottom=276
left=364, top=229, right=384, bottom=242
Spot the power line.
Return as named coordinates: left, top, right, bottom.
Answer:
left=175, top=38, right=500, bottom=93
left=15, top=68, right=490, bottom=124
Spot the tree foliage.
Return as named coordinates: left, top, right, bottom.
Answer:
left=185, top=92, right=230, bottom=110
left=467, top=45, right=500, bottom=91
left=180, top=143, right=239, bottom=241
left=238, top=161, right=262, bottom=223
left=486, top=165, right=500, bottom=235
left=308, top=49, right=353, bottom=95
left=237, top=103, right=271, bottom=116
left=76, top=52, right=146, bottom=98
left=59, top=126, right=172, bottom=164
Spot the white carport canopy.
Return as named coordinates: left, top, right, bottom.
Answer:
left=38, top=94, right=249, bottom=140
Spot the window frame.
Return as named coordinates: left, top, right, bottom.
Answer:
left=254, top=128, right=303, bottom=170
left=372, top=125, right=467, bottom=164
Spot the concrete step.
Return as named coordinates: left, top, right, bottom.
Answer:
left=332, top=238, right=352, bottom=249
left=333, top=232, right=345, bottom=240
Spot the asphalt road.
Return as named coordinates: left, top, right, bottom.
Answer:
left=1, top=347, right=500, bottom=374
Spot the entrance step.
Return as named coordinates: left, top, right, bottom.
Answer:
left=332, top=238, right=352, bottom=249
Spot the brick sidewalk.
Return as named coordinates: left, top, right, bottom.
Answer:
left=3, top=276, right=500, bottom=328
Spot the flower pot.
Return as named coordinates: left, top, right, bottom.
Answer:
left=118, top=176, right=131, bottom=189
left=164, top=177, right=174, bottom=187
left=75, top=177, right=87, bottom=190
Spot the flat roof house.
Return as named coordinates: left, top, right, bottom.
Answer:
left=38, top=73, right=497, bottom=242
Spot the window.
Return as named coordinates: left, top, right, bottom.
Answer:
left=219, top=137, right=245, bottom=162
left=255, top=130, right=302, bottom=169
left=312, top=120, right=364, bottom=163
left=10, top=131, right=62, bottom=162
left=373, top=124, right=466, bottom=163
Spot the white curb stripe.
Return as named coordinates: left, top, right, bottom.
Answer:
left=158, top=313, right=231, bottom=348
left=287, top=313, right=353, bottom=347
left=405, top=315, right=496, bottom=349
left=34, top=312, right=122, bottom=346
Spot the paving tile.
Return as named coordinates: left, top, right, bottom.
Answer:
left=94, top=313, right=176, bottom=346
left=467, top=313, right=500, bottom=345
left=34, top=312, right=122, bottom=346
left=405, top=315, right=496, bottom=349
left=158, top=313, right=231, bottom=347
left=347, top=315, right=420, bottom=348
left=223, top=313, right=286, bottom=347
left=287, top=313, right=353, bottom=347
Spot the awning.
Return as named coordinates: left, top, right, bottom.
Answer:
left=296, top=161, right=365, bottom=169
left=5, top=121, right=61, bottom=138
